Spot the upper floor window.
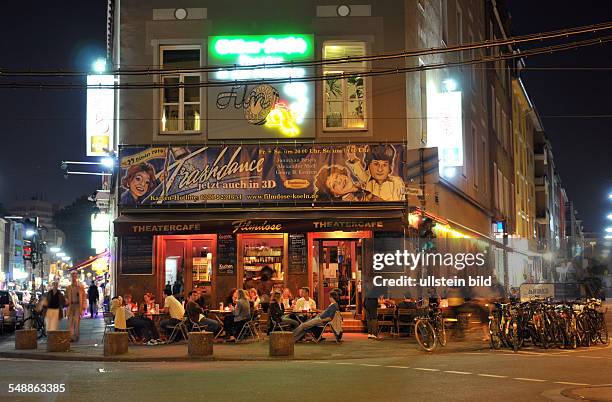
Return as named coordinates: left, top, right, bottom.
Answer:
left=323, top=42, right=367, bottom=130
left=160, top=47, right=201, bottom=134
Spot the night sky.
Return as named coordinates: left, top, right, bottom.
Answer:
left=0, top=1, right=610, bottom=233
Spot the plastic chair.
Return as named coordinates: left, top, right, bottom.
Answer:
left=313, top=311, right=343, bottom=343
left=167, top=316, right=190, bottom=343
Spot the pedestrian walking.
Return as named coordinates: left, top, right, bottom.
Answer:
left=65, top=271, right=86, bottom=342
left=88, top=281, right=99, bottom=318
left=41, top=281, right=65, bottom=331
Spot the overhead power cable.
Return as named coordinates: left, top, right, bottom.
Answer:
left=0, top=21, right=611, bottom=77
left=0, top=34, right=610, bottom=90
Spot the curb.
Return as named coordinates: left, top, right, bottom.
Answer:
left=0, top=344, right=490, bottom=363
left=561, top=385, right=612, bottom=402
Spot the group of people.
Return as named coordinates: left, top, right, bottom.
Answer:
left=40, top=271, right=110, bottom=342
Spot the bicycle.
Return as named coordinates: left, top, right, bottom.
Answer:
left=22, top=303, right=46, bottom=339
left=414, top=302, right=446, bottom=352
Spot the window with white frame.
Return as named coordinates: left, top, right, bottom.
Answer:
left=323, top=42, right=367, bottom=130
left=160, top=47, right=201, bottom=133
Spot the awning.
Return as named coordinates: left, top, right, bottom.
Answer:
left=114, top=208, right=405, bottom=236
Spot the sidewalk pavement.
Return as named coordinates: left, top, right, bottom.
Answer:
left=0, top=315, right=488, bottom=362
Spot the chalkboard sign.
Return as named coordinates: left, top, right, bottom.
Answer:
left=120, top=236, right=154, bottom=275
left=288, top=233, right=307, bottom=274
left=217, top=234, right=236, bottom=275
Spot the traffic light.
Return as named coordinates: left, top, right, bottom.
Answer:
left=23, top=239, right=33, bottom=261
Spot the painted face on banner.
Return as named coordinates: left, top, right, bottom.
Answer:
left=130, top=171, right=151, bottom=198
left=369, top=159, right=391, bottom=182
left=326, top=172, right=354, bottom=197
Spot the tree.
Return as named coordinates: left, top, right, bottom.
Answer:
left=53, top=195, right=97, bottom=263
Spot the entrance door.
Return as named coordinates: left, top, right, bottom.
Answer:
left=312, top=238, right=364, bottom=312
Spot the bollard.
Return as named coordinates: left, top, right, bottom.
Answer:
left=104, top=332, right=129, bottom=356
left=47, top=330, right=71, bottom=352
left=188, top=332, right=213, bottom=357
left=15, top=329, right=37, bottom=350
left=269, top=331, right=294, bottom=357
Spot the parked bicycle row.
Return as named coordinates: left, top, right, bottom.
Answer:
left=488, top=298, right=608, bottom=352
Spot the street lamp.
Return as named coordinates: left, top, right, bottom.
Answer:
left=92, top=58, right=106, bottom=73
left=605, top=227, right=612, bottom=233
left=607, top=214, right=612, bottom=220
left=100, top=157, right=115, bottom=169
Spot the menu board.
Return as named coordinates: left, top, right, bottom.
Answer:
left=120, top=236, right=154, bottom=275
left=217, top=234, right=236, bottom=275
left=288, top=233, right=307, bottom=274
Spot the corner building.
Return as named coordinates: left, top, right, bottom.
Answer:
left=109, top=1, right=504, bottom=310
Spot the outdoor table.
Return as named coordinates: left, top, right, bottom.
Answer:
left=208, top=310, right=233, bottom=338
left=285, top=309, right=320, bottom=324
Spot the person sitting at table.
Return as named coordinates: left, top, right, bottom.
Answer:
left=139, top=292, right=156, bottom=315
left=110, top=296, right=161, bottom=345
left=160, top=288, right=185, bottom=341
left=280, top=288, right=293, bottom=310
left=124, top=294, right=136, bottom=312
left=269, top=292, right=299, bottom=333
left=225, top=288, right=237, bottom=307
left=185, top=291, right=221, bottom=336
left=227, top=289, right=251, bottom=342
left=248, top=288, right=261, bottom=310
left=293, top=291, right=340, bottom=342
left=293, top=287, right=317, bottom=312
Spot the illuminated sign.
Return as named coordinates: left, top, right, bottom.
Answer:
left=427, top=90, right=463, bottom=170
left=86, top=74, right=114, bottom=156
left=91, top=213, right=111, bottom=231
left=208, top=34, right=315, bottom=139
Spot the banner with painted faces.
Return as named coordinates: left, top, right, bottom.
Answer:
left=118, top=144, right=407, bottom=206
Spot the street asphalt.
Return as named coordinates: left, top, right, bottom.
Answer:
left=0, top=312, right=610, bottom=401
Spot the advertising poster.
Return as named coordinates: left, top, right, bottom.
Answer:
left=118, top=144, right=406, bottom=206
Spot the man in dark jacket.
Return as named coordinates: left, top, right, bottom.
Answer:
left=87, top=282, right=99, bottom=318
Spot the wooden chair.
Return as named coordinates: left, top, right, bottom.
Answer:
left=396, top=308, right=417, bottom=336
left=376, top=307, right=396, bottom=337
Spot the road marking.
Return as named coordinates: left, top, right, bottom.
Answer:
left=386, top=365, right=410, bottom=369
left=554, top=381, right=590, bottom=386
left=463, top=352, right=487, bottom=355
left=336, top=362, right=356, bottom=365
left=576, top=356, right=604, bottom=359
left=477, top=374, right=507, bottom=378
left=359, top=364, right=381, bottom=367
left=413, top=367, right=440, bottom=372
left=310, top=361, right=330, bottom=364
left=514, top=377, right=547, bottom=382
left=444, top=370, right=472, bottom=375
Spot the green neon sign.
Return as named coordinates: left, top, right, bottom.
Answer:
left=209, top=34, right=314, bottom=62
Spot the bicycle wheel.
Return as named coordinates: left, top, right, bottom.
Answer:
left=415, top=319, right=437, bottom=352
left=489, top=319, right=502, bottom=350
left=436, top=316, right=447, bottom=347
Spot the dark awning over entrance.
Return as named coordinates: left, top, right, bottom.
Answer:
left=114, top=208, right=404, bottom=236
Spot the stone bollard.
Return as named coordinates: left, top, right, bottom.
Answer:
left=269, top=331, right=294, bottom=357
left=15, top=329, right=37, bottom=350
left=104, top=332, right=129, bottom=356
left=47, top=330, right=71, bottom=352
left=188, top=332, right=213, bottom=358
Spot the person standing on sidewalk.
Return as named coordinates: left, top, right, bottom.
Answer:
left=65, top=271, right=86, bottom=341
left=87, top=281, right=99, bottom=318
left=41, top=281, right=65, bottom=331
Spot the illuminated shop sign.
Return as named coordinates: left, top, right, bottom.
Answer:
left=426, top=90, right=463, bottom=172
left=208, top=34, right=315, bottom=139
left=86, top=74, right=114, bottom=156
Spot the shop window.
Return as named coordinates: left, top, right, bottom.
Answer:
left=323, top=42, right=367, bottom=130
left=159, top=47, right=201, bottom=134
left=242, top=236, right=285, bottom=293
